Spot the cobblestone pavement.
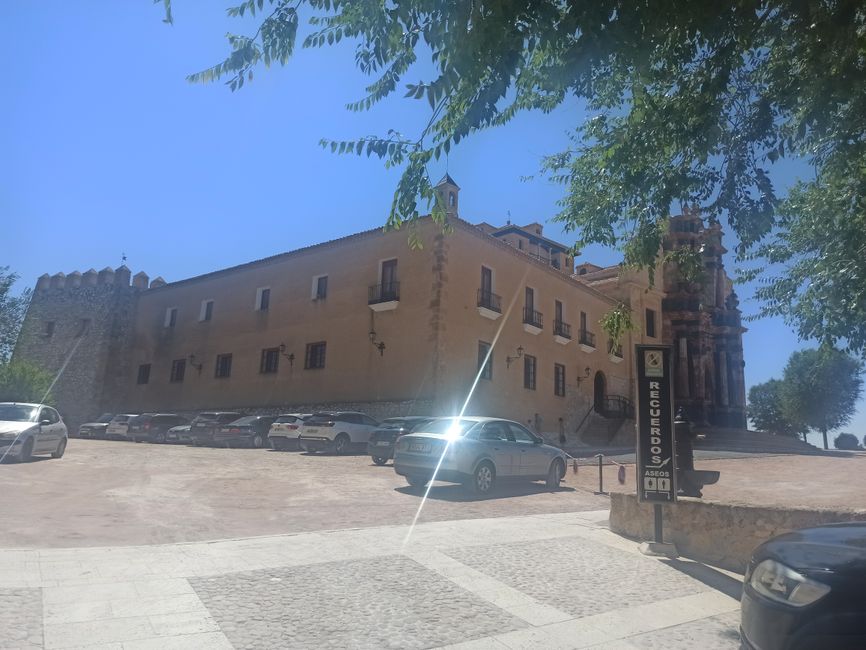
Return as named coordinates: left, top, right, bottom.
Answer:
left=0, top=511, right=742, bottom=649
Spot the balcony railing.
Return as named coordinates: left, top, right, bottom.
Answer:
left=578, top=329, right=596, bottom=348
left=523, top=307, right=543, bottom=329
left=553, top=320, right=571, bottom=339
left=477, top=289, right=502, bottom=313
left=368, top=281, right=400, bottom=304
left=607, top=341, right=623, bottom=358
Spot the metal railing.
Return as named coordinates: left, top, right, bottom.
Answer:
left=578, top=329, right=596, bottom=347
left=599, top=395, right=634, bottom=419
left=523, top=307, right=543, bottom=328
left=476, top=289, right=502, bottom=313
left=553, top=320, right=571, bottom=339
left=607, top=341, right=623, bottom=358
left=368, top=281, right=400, bottom=304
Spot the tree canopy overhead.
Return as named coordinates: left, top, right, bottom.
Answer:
left=156, top=1, right=866, bottom=354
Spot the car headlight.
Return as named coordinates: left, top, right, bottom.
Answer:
left=749, top=559, right=831, bottom=607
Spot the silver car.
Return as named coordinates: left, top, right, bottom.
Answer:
left=393, top=417, right=567, bottom=495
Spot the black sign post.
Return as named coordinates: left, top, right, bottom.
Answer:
left=635, top=345, right=677, bottom=551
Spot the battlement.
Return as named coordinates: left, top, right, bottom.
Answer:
left=34, top=266, right=165, bottom=291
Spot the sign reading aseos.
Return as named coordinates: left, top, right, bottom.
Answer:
left=635, top=345, right=677, bottom=503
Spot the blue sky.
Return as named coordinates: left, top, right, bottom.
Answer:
left=3, top=3, right=862, bottom=443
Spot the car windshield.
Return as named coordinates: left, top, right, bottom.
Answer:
left=191, top=414, right=221, bottom=424
left=416, top=419, right=477, bottom=437
left=0, top=405, right=38, bottom=422
left=228, top=416, right=258, bottom=426
left=274, top=415, right=299, bottom=423
left=112, top=415, right=133, bottom=423
left=96, top=413, right=114, bottom=423
left=307, top=413, right=337, bottom=423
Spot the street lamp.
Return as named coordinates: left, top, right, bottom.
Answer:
left=506, top=345, right=524, bottom=368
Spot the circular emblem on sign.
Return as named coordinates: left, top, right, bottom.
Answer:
left=644, top=350, right=664, bottom=377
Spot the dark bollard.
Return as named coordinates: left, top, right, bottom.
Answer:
left=594, top=453, right=606, bottom=495
left=675, top=408, right=719, bottom=497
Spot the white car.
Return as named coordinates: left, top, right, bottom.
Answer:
left=105, top=414, right=137, bottom=440
left=0, top=402, right=68, bottom=462
left=268, top=413, right=311, bottom=451
left=298, top=411, right=380, bottom=454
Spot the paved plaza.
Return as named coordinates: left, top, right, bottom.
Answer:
left=0, top=440, right=744, bottom=648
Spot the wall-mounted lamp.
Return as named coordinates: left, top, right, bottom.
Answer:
left=506, top=345, right=524, bottom=368
left=188, top=353, right=203, bottom=374
left=278, top=343, right=295, bottom=368
left=368, top=330, right=386, bottom=357
left=575, top=366, right=592, bottom=385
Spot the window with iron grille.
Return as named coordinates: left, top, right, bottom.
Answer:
left=215, top=353, right=232, bottom=378
left=523, top=355, right=537, bottom=390
left=257, top=287, right=270, bottom=311
left=170, top=359, right=185, bottom=383
left=477, top=341, right=492, bottom=380
left=137, top=364, right=151, bottom=385
left=554, top=363, right=566, bottom=397
left=646, top=308, right=657, bottom=338
left=305, top=342, right=326, bottom=369
left=200, top=300, right=214, bottom=322
left=315, top=275, right=328, bottom=300
left=260, top=348, right=279, bottom=374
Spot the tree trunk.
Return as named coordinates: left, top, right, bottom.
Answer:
left=822, top=428, right=828, bottom=450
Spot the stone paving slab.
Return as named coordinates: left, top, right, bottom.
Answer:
left=0, top=587, right=43, bottom=648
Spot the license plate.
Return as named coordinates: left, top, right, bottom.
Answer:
left=376, top=441, right=390, bottom=447
left=409, top=442, right=430, bottom=453
left=305, top=428, right=318, bottom=434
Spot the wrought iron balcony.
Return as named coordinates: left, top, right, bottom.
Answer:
left=477, top=289, right=502, bottom=313
left=553, top=320, right=571, bottom=339
left=368, top=281, right=400, bottom=305
left=578, top=329, right=596, bottom=348
left=523, top=307, right=543, bottom=329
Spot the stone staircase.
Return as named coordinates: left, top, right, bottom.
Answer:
left=693, top=426, right=824, bottom=455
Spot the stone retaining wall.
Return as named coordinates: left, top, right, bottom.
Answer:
left=609, top=492, right=866, bottom=572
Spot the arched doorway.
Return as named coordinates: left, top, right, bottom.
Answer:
left=593, top=371, right=606, bottom=413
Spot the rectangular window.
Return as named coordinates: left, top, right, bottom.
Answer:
left=646, top=308, right=657, bottom=338
left=200, top=300, right=214, bottom=322
left=523, top=355, right=537, bottom=390
left=554, top=363, right=566, bottom=397
left=580, top=311, right=587, bottom=331
left=555, top=300, right=563, bottom=323
left=214, top=353, right=232, bottom=378
left=312, top=275, right=328, bottom=300
left=164, top=307, right=177, bottom=328
left=256, top=287, right=271, bottom=311
left=477, top=341, right=493, bottom=380
left=137, top=364, right=151, bottom=385
left=260, top=348, right=280, bottom=374
left=525, top=286, right=535, bottom=311
left=170, top=359, right=186, bottom=383
left=305, top=342, right=327, bottom=369
left=44, top=321, right=55, bottom=338
left=380, top=259, right=398, bottom=286
left=75, top=318, right=91, bottom=338
left=481, top=266, right=493, bottom=294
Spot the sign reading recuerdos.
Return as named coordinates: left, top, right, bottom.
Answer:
left=635, top=345, right=677, bottom=503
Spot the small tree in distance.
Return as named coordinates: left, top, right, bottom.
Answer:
left=781, top=347, right=864, bottom=450
left=834, top=433, right=861, bottom=451
left=748, top=379, right=807, bottom=440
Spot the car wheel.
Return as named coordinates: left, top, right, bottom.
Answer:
left=333, top=434, right=350, bottom=455
left=251, top=434, right=264, bottom=449
left=154, top=431, right=166, bottom=444
left=19, top=438, right=34, bottom=463
left=405, top=474, right=429, bottom=489
left=270, top=438, right=283, bottom=451
left=52, top=438, right=67, bottom=459
left=471, top=461, right=495, bottom=495
left=372, top=455, right=388, bottom=466
left=546, top=459, right=565, bottom=489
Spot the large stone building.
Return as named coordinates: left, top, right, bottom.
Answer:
left=13, top=180, right=746, bottom=439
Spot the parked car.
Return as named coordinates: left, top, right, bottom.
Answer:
left=368, top=416, right=434, bottom=465
left=0, top=402, right=68, bottom=462
left=740, top=522, right=866, bottom=650
left=128, top=413, right=189, bottom=443
left=187, top=411, right=243, bottom=446
left=393, top=417, right=566, bottom=495
left=298, top=411, right=380, bottom=454
left=105, top=414, right=138, bottom=440
left=77, top=413, right=115, bottom=439
left=267, top=413, right=311, bottom=451
left=213, top=415, right=277, bottom=449
left=165, top=424, right=191, bottom=443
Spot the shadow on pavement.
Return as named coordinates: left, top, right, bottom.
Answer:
left=661, top=557, right=743, bottom=601
left=395, top=482, right=577, bottom=502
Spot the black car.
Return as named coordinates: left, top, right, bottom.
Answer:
left=128, top=413, right=189, bottom=443
left=367, top=417, right=433, bottom=465
left=741, top=522, right=866, bottom=650
left=213, top=415, right=277, bottom=449
left=187, top=411, right=243, bottom=446
left=77, top=413, right=114, bottom=439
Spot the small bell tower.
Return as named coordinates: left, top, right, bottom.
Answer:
left=434, top=173, right=460, bottom=218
